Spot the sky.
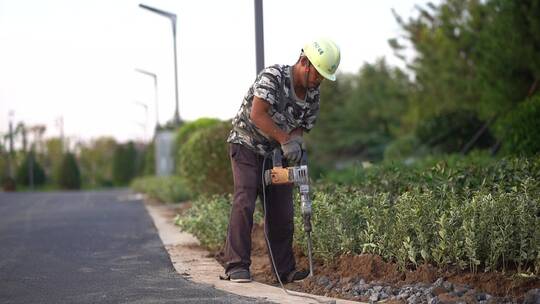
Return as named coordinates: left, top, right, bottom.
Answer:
left=0, top=0, right=438, bottom=143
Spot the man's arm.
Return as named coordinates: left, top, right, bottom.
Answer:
left=289, top=128, right=303, bottom=138
left=250, top=96, right=292, bottom=144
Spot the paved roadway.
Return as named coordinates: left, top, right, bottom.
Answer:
left=0, top=190, right=267, bottom=304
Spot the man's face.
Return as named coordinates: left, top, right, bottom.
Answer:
left=306, top=64, right=324, bottom=89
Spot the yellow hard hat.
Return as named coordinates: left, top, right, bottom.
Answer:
left=303, top=38, right=341, bottom=81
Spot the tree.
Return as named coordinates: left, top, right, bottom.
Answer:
left=474, top=0, right=540, bottom=114
left=112, top=141, right=137, bottom=186
left=58, top=153, right=81, bottom=190
left=390, top=0, right=485, bottom=123
left=390, top=0, right=540, bottom=154
left=43, top=138, right=64, bottom=183
left=308, top=59, right=411, bottom=167
left=16, top=151, right=46, bottom=187
left=78, top=137, right=117, bottom=187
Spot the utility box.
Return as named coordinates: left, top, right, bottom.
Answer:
left=155, top=130, right=175, bottom=176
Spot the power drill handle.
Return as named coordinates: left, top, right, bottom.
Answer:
left=272, top=148, right=283, bottom=167
left=300, top=149, right=308, bottom=165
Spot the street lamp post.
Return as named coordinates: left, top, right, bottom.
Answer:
left=254, top=0, right=265, bottom=74
left=135, top=68, right=159, bottom=128
left=133, top=100, right=149, bottom=141
left=139, top=4, right=181, bottom=126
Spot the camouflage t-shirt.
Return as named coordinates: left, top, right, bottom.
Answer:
left=227, top=64, right=320, bottom=156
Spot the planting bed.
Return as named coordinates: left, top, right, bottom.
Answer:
left=214, top=224, right=540, bottom=304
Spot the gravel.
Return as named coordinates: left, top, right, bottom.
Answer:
left=312, top=276, right=525, bottom=303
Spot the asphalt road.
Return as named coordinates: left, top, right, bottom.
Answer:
left=0, top=190, right=267, bottom=304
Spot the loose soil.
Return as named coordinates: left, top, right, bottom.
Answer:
left=213, top=223, right=539, bottom=303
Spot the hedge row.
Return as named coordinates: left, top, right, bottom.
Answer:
left=176, top=154, right=540, bottom=274
left=131, top=175, right=192, bottom=203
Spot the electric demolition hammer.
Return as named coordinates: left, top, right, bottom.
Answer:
left=264, top=148, right=314, bottom=277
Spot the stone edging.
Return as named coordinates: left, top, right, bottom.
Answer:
left=144, top=201, right=363, bottom=304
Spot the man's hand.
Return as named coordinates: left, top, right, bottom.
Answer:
left=281, top=136, right=304, bottom=164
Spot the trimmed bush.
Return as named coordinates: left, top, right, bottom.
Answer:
left=292, top=154, right=540, bottom=273
left=174, top=152, right=540, bottom=274
left=16, top=151, right=46, bottom=186
left=175, top=195, right=232, bottom=251
left=174, top=194, right=263, bottom=251
left=174, top=118, right=220, bottom=174
left=58, top=153, right=81, bottom=190
left=178, top=120, right=233, bottom=196
left=498, top=95, right=540, bottom=156
left=293, top=177, right=539, bottom=273
left=131, top=175, right=192, bottom=203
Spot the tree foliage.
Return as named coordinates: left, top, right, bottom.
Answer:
left=16, top=151, right=46, bottom=186
left=58, top=152, right=81, bottom=190
left=78, top=137, right=117, bottom=187
left=308, top=59, right=411, bottom=169
left=112, top=141, right=138, bottom=186
left=389, top=0, right=540, bottom=155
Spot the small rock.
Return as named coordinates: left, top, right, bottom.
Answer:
left=353, top=283, right=370, bottom=293
left=434, top=278, right=445, bottom=287
left=407, top=294, right=419, bottom=304
left=317, top=276, right=330, bottom=286
left=475, top=293, right=487, bottom=301
left=453, top=286, right=468, bottom=297
left=424, top=287, right=435, bottom=295
left=369, top=293, right=379, bottom=302
left=359, top=278, right=366, bottom=285
left=373, top=285, right=383, bottom=292
left=524, top=289, right=540, bottom=304
left=428, top=296, right=440, bottom=304
left=443, top=281, right=454, bottom=291
left=396, top=292, right=408, bottom=300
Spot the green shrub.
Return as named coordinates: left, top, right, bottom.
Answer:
left=172, top=152, right=540, bottom=274
left=16, top=151, right=46, bottom=186
left=498, top=95, right=540, bottom=156
left=174, top=194, right=264, bottom=251
left=294, top=155, right=540, bottom=273
left=174, top=118, right=220, bottom=174
left=112, top=142, right=137, bottom=186
left=178, top=120, right=233, bottom=196
left=175, top=194, right=232, bottom=251
left=142, top=142, right=155, bottom=176
left=131, top=175, right=191, bottom=203
left=57, top=153, right=81, bottom=190
left=415, top=109, right=495, bottom=153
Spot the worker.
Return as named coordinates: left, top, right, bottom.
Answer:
left=222, top=38, right=341, bottom=283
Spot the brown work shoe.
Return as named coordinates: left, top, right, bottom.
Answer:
left=281, top=269, right=309, bottom=283
left=228, top=269, right=252, bottom=283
